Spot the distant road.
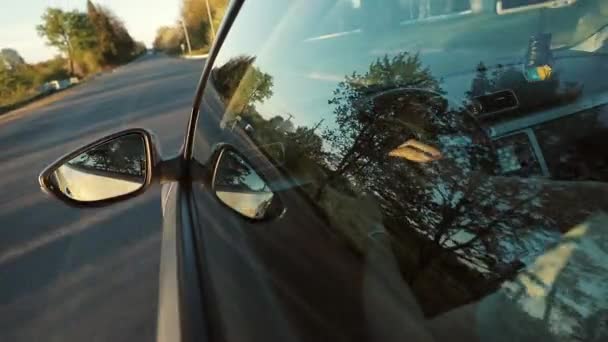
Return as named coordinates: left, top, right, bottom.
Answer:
left=0, top=54, right=204, bottom=341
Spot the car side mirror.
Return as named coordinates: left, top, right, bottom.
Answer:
left=212, top=147, right=284, bottom=220
left=39, top=129, right=157, bottom=206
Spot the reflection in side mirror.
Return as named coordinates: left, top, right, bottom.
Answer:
left=40, top=131, right=151, bottom=204
left=213, top=149, right=283, bottom=220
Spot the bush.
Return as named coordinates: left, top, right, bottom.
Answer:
left=74, top=50, right=103, bottom=76
left=31, top=56, right=70, bottom=84
left=0, top=56, right=71, bottom=108
left=0, top=64, right=36, bottom=106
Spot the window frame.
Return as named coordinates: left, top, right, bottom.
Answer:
left=183, top=0, right=245, bottom=164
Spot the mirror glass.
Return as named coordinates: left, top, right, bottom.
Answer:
left=46, top=134, right=147, bottom=202
left=213, top=150, right=279, bottom=219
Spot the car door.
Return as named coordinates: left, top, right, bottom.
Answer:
left=185, top=2, right=410, bottom=341
left=186, top=1, right=608, bottom=342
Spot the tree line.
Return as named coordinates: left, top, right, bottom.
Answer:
left=37, top=1, right=145, bottom=75
left=153, top=0, right=229, bottom=54
left=1, top=1, right=144, bottom=108
left=0, top=50, right=69, bottom=108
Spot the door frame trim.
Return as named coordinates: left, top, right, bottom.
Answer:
left=182, top=0, right=245, bottom=163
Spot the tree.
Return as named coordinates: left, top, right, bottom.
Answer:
left=318, top=52, right=445, bottom=198
left=153, top=0, right=228, bottom=55
left=37, top=8, right=96, bottom=75
left=0, top=51, right=70, bottom=107
left=30, top=56, right=69, bottom=85
left=181, top=0, right=210, bottom=49
left=0, top=55, right=37, bottom=106
left=318, top=52, right=551, bottom=284
left=153, top=26, right=184, bottom=54
left=211, top=55, right=273, bottom=125
left=87, top=1, right=136, bottom=65
left=181, top=0, right=229, bottom=50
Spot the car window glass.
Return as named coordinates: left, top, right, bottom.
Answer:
left=193, top=1, right=608, bottom=340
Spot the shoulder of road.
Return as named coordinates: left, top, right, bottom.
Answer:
left=0, top=53, right=208, bottom=124
left=0, top=53, right=152, bottom=120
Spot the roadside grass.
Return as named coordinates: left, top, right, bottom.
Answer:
left=0, top=50, right=146, bottom=117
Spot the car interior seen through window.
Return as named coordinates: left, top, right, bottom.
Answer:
left=191, top=0, right=608, bottom=341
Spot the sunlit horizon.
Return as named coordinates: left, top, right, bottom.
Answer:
left=0, top=0, right=181, bottom=63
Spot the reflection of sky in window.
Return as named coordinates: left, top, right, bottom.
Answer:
left=215, top=0, right=607, bottom=136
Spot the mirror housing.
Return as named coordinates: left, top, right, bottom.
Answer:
left=39, top=129, right=160, bottom=207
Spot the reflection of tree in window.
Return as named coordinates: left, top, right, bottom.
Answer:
left=227, top=52, right=571, bottom=318
left=208, top=51, right=603, bottom=318
left=316, top=53, right=557, bottom=289
left=207, top=51, right=600, bottom=317
left=212, top=55, right=274, bottom=125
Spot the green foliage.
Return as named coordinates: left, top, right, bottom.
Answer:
left=36, top=4, right=138, bottom=76
left=181, top=0, right=210, bottom=50
left=312, top=52, right=549, bottom=288
left=153, top=26, right=184, bottom=54
left=209, top=55, right=327, bottom=181
left=0, top=49, right=36, bottom=105
left=2, top=3, right=138, bottom=110
left=181, top=0, right=228, bottom=50
left=74, top=50, right=103, bottom=75
left=323, top=52, right=444, bottom=179
left=36, top=8, right=97, bottom=51
left=0, top=64, right=34, bottom=106
left=37, top=8, right=97, bottom=74
left=0, top=55, right=70, bottom=107
left=134, top=41, right=147, bottom=56
left=87, top=1, right=137, bottom=66
left=154, top=0, right=229, bottom=54
left=31, top=57, right=70, bottom=84
left=212, top=55, right=274, bottom=118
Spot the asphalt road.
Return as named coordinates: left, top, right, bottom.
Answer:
left=0, top=54, right=204, bottom=341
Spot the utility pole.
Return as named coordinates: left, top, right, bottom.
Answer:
left=205, top=0, right=216, bottom=41
left=180, top=20, right=192, bottom=55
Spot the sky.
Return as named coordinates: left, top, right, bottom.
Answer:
left=0, top=0, right=181, bottom=63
